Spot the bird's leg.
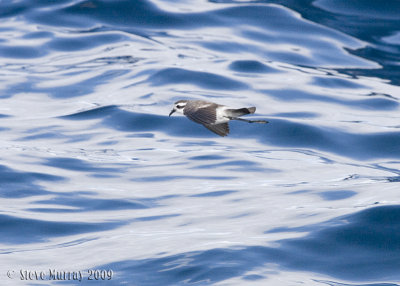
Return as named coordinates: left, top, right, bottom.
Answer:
left=232, top=117, right=269, bottom=124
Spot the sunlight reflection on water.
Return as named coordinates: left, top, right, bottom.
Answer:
left=0, top=0, right=399, bottom=285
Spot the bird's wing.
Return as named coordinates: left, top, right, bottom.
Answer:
left=204, top=123, right=230, bottom=137
left=184, top=104, right=217, bottom=125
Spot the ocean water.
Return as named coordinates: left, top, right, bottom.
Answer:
left=0, top=0, right=400, bottom=285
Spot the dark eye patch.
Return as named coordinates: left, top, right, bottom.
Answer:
left=177, top=105, right=185, bottom=109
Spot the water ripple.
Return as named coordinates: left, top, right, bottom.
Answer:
left=1, top=0, right=399, bottom=285
left=98, top=205, right=400, bottom=284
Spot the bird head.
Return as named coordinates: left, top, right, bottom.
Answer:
left=169, top=100, right=187, bottom=116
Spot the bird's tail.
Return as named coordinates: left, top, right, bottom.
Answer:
left=227, top=107, right=256, bottom=118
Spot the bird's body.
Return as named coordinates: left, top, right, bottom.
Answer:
left=169, top=100, right=267, bottom=136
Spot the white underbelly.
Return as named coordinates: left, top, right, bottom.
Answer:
left=215, top=106, right=231, bottom=124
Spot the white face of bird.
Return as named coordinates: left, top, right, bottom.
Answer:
left=169, top=100, right=187, bottom=116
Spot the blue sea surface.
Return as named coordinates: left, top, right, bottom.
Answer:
left=0, top=0, right=400, bottom=285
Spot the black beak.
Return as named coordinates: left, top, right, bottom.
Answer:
left=169, top=109, right=175, bottom=117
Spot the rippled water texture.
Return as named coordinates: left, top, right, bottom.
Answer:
left=1, top=0, right=400, bottom=285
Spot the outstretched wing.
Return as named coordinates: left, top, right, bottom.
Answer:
left=183, top=101, right=229, bottom=136
left=183, top=103, right=217, bottom=125
left=204, top=123, right=230, bottom=137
